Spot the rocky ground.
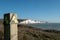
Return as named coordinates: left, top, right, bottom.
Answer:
left=0, top=24, right=60, bottom=40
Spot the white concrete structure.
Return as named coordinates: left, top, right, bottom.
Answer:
left=10, top=14, right=18, bottom=40
left=4, top=13, right=18, bottom=40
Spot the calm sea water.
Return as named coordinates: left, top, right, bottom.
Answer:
left=25, top=23, right=60, bottom=30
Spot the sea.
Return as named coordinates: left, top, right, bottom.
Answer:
left=25, top=23, right=60, bottom=31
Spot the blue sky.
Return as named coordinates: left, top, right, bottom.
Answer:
left=0, top=0, right=60, bottom=23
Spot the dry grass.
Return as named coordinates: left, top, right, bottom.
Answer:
left=18, top=25, right=60, bottom=40
left=0, top=24, right=60, bottom=40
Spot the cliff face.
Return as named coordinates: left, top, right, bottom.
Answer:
left=0, top=24, right=60, bottom=40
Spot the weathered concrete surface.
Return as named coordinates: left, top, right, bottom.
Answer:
left=10, top=14, right=18, bottom=40
left=4, top=13, right=18, bottom=40
left=10, top=24, right=18, bottom=40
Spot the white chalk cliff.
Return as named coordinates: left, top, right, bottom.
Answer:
left=20, top=19, right=46, bottom=24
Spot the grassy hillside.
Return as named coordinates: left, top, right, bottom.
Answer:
left=0, top=24, right=60, bottom=40
left=18, top=25, right=60, bottom=40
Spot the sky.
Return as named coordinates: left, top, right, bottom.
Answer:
left=0, top=0, right=60, bottom=23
